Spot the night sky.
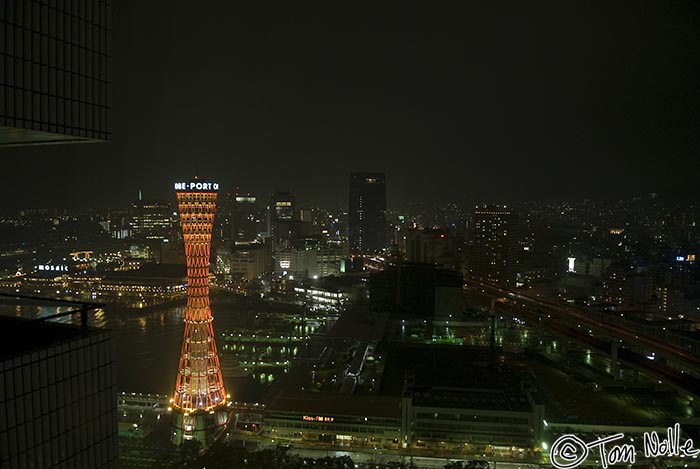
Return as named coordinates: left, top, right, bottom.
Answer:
left=3, top=1, right=700, bottom=211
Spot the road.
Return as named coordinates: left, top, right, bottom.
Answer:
left=260, top=444, right=540, bottom=469
left=463, top=279, right=700, bottom=374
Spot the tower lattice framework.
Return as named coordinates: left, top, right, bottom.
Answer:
left=173, top=188, right=226, bottom=413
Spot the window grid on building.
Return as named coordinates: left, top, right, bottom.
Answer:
left=0, top=0, right=112, bottom=144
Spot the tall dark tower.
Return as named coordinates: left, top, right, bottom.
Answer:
left=232, top=192, right=258, bottom=243
left=472, top=205, right=520, bottom=287
left=171, top=179, right=229, bottom=445
left=349, top=173, right=387, bottom=253
left=268, top=190, right=296, bottom=247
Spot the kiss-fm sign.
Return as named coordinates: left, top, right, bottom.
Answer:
left=303, top=415, right=335, bottom=423
left=174, top=181, right=219, bottom=191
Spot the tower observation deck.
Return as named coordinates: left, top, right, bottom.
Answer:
left=171, top=179, right=229, bottom=445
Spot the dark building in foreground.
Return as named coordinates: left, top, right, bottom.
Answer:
left=262, top=346, right=544, bottom=453
left=0, top=314, right=118, bottom=468
left=369, top=263, right=462, bottom=319
left=0, top=0, right=112, bottom=145
left=471, top=205, right=520, bottom=287
left=398, top=346, right=545, bottom=450
left=349, top=173, right=387, bottom=254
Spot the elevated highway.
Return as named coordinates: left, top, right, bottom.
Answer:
left=463, top=279, right=700, bottom=379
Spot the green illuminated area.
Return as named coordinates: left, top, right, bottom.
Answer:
left=394, top=313, right=699, bottom=452
left=354, top=353, right=383, bottom=394
left=305, top=349, right=386, bottom=394
left=307, top=355, right=345, bottom=392
left=219, top=313, right=331, bottom=384
left=395, top=317, right=538, bottom=351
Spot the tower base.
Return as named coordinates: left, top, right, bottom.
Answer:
left=171, top=406, right=230, bottom=446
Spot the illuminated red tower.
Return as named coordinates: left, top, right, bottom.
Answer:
left=171, top=179, right=228, bottom=445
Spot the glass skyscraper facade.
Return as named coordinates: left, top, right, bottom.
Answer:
left=0, top=0, right=112, bottom=145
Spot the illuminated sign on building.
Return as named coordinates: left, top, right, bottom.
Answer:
left=567, top=257, right=576, bottom=273
left=303, top=415, right=335, bottom=423
left=37, top=265, right=69, bottom=272
left=279, top=260, right=291, bottom=269
left=174, top=181, right=219, bottom=191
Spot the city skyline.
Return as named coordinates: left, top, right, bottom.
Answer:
left=2, top=2, right=700, bottom=467
left=0, top=172, right=698, bottom=216
left=1, top=1, right=700, bottom=211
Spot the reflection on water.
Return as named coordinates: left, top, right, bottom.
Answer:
left=1, top=299, right=259, bottom=395
left=93, top=304, right=186, bottom=395
left=39, top=305, right=72, bottom=322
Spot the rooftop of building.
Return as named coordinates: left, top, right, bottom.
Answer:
left=380, top=344, right=529, bottom=395
left=327, top=308, right=389, bottom=342
left=0, top=293, right=106, bottom=361
left=103, top=263, right=186, bottom=281
left=409, top=385, right=533, bottom=413
left=0, top=316, right=100, bottom=361
left=267, top=391, right=401, bottom=420
left=524, top=356, right=675, bottom=427
left=308, top=275, right=366, bottom=290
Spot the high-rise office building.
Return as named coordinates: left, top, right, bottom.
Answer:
left=403, top=228, right=463, bottom=271
left=602, top=263, right=651, bottom=306
left=274, top=238, right=349, bottom=279
left=0, top=0, right=112, bottom=145
left=471, top=205, right=520, bottom=287
left=231, top=241, right=270, bottom=280
left=130, top=196, right=173, bottom=242
left=232, top=192, right=258, bottom=243
left=349, top=173, right=387, bottom=253
left=171, top=179, right=228, bottom=445
left=268, top=190, right=297, bottom=247
left=0, top=2, right=115, bottom=464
